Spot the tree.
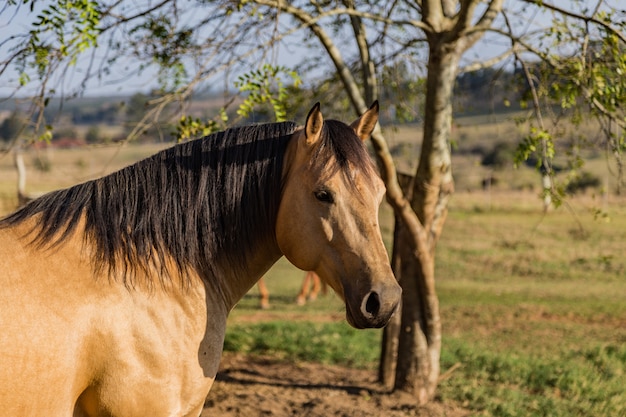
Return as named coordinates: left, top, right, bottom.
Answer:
left=0, top=112, right=26, bottom=144
left=85, top=124, right=101, bottom=143
left=1, top=0, right=624, bottom=406
left=238, top=0, right=503, bottom=401
left=509, top=2, right=626, bottom=198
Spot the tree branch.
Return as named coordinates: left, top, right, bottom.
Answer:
left=452, top=0, right=479, bottom=35
left=341, top=0, right=376, bottom=104
left=252, top=0, right=429, bottom=32
left=521, top=0, right=626, bottom=44
left=463, top=0, right=504, bottom=47
left=441, top=0, right=456, bottom=19
left=460, top=48, right=513, bottom=72
left=100, top=0, right=173, bottom=34
left=421, top=0, right=445, bottom=32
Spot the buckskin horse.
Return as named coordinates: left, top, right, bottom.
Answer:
left=256, top=271, right=328, bottom=309
left=0, top=102, right=401, bottom=416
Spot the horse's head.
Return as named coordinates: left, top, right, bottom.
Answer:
left=276, top=102, right=401, bottom=329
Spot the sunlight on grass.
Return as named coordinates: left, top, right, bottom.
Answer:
left=224, top=321, right=382, bottom=370
left=439, top=339, right=626, bottom=417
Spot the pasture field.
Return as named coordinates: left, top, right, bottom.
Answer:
left=0, top=116, right=624, bottom=416
left=233, top=192, right=626, bottom=417
left=0, top=142, right=169, bottom=214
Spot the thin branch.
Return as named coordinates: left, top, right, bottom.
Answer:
left=100, top=0, right=172, bottom=34
left=460, top=48, right=513, bottom=73
left=438, top=362, right=462, bottom=382
left=252, top=0, right=429, bottom=32
left=521, top=0, right=626, bottom=44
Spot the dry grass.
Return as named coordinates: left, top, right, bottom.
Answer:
left=0, top=142, right=168, bottom=215
left=382, top=112, right=620, bottom=195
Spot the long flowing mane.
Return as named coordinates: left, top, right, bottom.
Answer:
left=0, top=119, right=376, bottom=286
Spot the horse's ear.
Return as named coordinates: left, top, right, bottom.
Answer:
left=350, top=101, right=379, bottom=141
left=305, top=102, right=324, bottom=146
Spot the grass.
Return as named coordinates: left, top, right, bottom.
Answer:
left=440, top=341, right=625, bottom=416
left=0, top=142, right=167, bottom=214
left=427, top=197, right=626, bottom=416
left=223, top=321, right=382, bottom=369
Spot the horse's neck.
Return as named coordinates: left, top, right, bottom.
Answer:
left=210, top=242, right=282, bottom=312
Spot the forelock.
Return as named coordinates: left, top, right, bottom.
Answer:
left=310, top=119, right=377, bottom=184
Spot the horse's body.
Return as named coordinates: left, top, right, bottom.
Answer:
left=0, top=102, right=401, bottom=416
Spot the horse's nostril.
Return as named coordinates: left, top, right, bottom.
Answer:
left=364, top=291, right=380, bottom=317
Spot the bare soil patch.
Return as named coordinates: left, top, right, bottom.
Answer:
left=201, top=352, right=470, bottom=417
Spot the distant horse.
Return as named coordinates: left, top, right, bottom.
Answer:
left=296, top=270, right=328, bottom=305
left=0, top=102, right=401, bottom=417
left=256, top=271, right=328, bottom=309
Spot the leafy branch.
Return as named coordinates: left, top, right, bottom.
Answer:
left=234, top=64, right=301, bottom=122
left=17, top=0, right=101, bottom=83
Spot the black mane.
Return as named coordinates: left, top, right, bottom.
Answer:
left=0, top=119, right=376, bottom=286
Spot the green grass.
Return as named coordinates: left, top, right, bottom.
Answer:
left=439, top=339, right=626, bottom=416
left=224, top=321, right=382, bottom=369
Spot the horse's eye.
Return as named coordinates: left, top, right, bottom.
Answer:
left=314, top=189, right=334, bottom=203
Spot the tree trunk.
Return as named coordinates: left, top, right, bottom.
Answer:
left=392, top=37, right=458, bottom=403
left=379, top=173, right=413, bottom=389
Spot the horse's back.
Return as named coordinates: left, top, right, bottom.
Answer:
left=0, top=221, right=217, bottom=416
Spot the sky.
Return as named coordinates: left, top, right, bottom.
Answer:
left=0, top=0, right=622, bottom=99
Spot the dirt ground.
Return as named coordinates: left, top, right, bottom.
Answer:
left=201, top=352, right=470, bottom=417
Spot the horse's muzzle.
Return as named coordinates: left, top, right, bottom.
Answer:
left=346, top=282, right=402, bottom=329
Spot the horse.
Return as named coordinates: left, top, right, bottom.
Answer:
left=256, top=271, right=328, bottom=309
left=296, top=270, right=328, bottom=305
left=0, top=101, right=401, bottom=417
